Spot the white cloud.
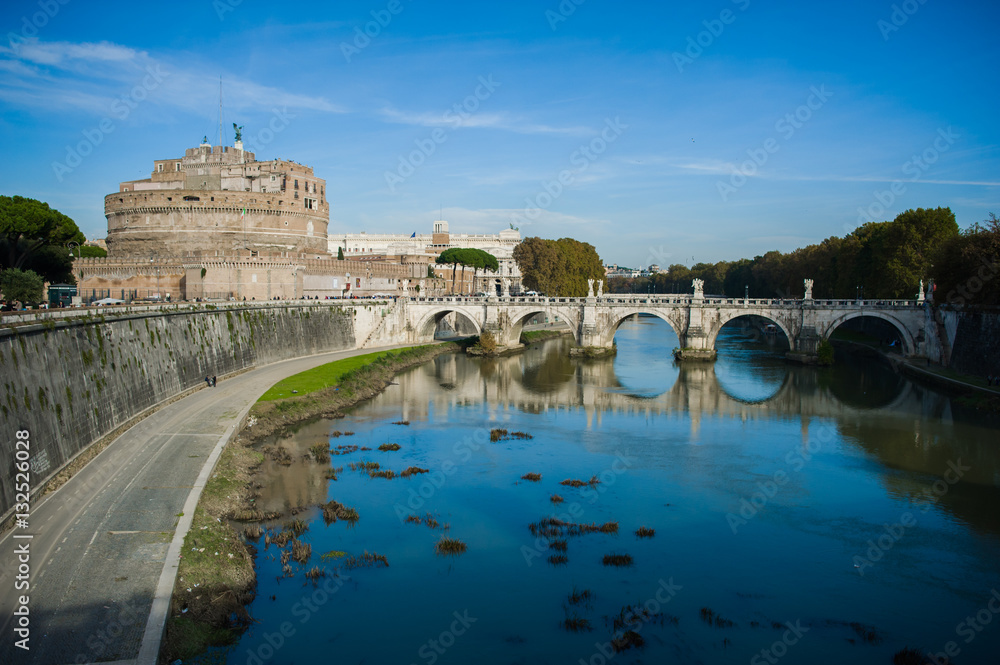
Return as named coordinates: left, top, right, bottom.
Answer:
left=0, top=38, right=343, bottom=116
left=378, top=106, right=591, bottom=135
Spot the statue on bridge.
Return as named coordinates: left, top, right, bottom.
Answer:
left=804, top=279, right=814, bottom=300
left=501, top=278, right=510, bottom=298
left=919, top=280, right=925, bottom=301
left=597, top=280, right=604, bottom=298
left=587, top=279, right=595, bottom=298
left=692, top=278, right=704, bottom=300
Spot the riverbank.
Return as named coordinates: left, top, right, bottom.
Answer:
left=161, top=342, right=463, bottom=662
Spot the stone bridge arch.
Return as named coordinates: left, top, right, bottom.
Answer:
left=413, top=306, right=484, bottom=343
left=705, top=310, right=796, bottom=351
left=597, top=309, right=685, bottom=348
left=821, top=311, right=916, bottom=356
left=494, top=305, right=582, bottom=347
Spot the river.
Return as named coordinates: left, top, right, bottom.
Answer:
left=217, top=316, right=1000, bottom=665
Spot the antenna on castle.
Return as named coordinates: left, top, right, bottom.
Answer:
left=218, top=76, right=223, bottom=150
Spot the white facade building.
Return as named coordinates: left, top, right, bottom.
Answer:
left=329, top=221, right=523, bottom=292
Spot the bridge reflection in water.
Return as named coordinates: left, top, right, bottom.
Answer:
left=392, top=317, right=1000, bottom=535
left=246, top=315, right=1000, bottom=665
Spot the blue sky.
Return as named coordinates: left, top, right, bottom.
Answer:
left=1, top=0, right=998, bottom=267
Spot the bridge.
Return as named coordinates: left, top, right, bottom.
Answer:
left=396, top=289, right=933, bottom=361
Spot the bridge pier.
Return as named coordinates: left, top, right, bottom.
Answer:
left=785, top=325, right=821, bottom=364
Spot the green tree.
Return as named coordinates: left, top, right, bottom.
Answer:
left=934, top=212, right=1000, bottom=306
left=337, top=246, right=344, bottom=260
left=464, top=248, right=499, bottom=294
left=1, top=268, right=44, bottom=304
left=514, top=237, right=604, bottom=297
left=0, top=196, right=85, bottom=278
left=79, top=245, right=107, bottom=258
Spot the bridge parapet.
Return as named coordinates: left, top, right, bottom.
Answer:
left=399, top=295, right=930, bottom=361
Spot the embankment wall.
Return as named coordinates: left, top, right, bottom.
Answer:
left=0, top=304, right=362, bottom=519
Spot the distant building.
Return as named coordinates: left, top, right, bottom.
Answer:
left=331, top=220, right=523, bottom=294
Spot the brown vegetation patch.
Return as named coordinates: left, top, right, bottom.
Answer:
left=343, top=551, right=389, bottom=569
left=601, top=553, right=633, bottom=567
left=400, top=466, right=429, bottom=478
left=435, top=537, right=467, bottom=556
left=321, top=500, right=359, bottom=525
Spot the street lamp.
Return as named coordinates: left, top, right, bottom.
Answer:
left=67, top=241, right=80, bottom=260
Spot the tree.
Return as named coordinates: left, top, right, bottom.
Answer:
left=337, top=247, right=344, bottom=260
left=513, top=237, right=604, bottom=297
left=0, top=196, right=85, bottom=276
left=435, top=248, right=498, bottom=293
left=79, top=245, right=107, bottom=258
left=934, top=212, right=1000, bottom=306
left=437, top=248, right=466, bottom=293
left=465, top=248, right=499, bottom=294
left=1, top=268, right=44, bottom=304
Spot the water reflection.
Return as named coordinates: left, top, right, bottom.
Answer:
left=235, top=317, right=1000, bottom=665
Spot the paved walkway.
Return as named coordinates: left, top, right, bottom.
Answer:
left=0, top=344, right=417, bottom=665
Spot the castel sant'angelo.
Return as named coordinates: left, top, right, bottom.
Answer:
left=77, top=131, right=521, bottom=300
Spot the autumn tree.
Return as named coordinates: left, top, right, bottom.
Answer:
left=513, top=237, right=604, bottom=297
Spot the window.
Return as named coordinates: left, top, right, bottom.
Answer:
left=175, top=163, right=181, bottom=171
left=157, top=164, right=163, bottom=172
left=294, top=180, right=299, bottom=189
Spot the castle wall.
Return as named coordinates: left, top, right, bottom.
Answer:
left=105, top=189, right=329, bottom=257
left=76, top=257, right=436, bottom=301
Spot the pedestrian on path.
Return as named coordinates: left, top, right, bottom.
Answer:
left=211, top=375, right=217, bottom=387
left=205, top=376, right=210, bottom=387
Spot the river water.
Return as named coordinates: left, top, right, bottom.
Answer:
left=220, top=316, right=1000, bottom=665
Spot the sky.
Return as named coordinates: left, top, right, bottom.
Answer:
left=1, top=0, right=998, bottom=268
